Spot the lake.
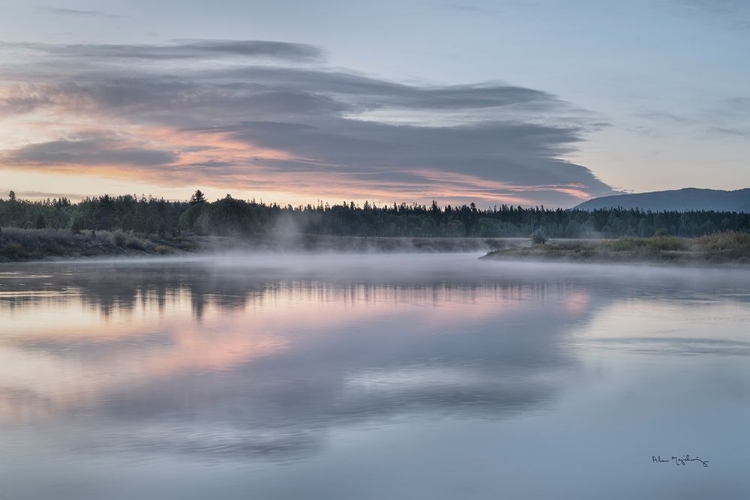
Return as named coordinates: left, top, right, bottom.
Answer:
left=1, top=254, right=749, bottom=499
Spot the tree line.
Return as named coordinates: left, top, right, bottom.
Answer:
left=1, top=190, right=748, bottom=239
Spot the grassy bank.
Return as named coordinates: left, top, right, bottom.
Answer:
left=0, top=228, right=198, bottom=262
left=0, top=227, right=515, bottom=262
left=481, top=232, right=750, bottom=266
left=5, top=227, right=750, bottom=265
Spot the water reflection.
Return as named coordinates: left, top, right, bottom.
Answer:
left=0, top=258, right=601, bottom=458
left=1, top=256, right=750, bottom=499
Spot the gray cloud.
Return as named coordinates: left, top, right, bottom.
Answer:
left=633, top=95, right=750, bottom=140
left=634, top=109, right=691, bottom=125
left=218, top=66, right=560, bottom=111
left=12, top=39, right=324, bottom=62
left=709, top=126, right=749, bottom=138
left=443, top=1, right=539, bottom=16
left=12, top=190, right=79, bottom=199
left=4, top=137, right=177, bottom=167
left=0, top=93, right=51, bottom=115
left=209, top=119, right=607, bottom=195
left=0, top=39, right=614, bottom=206
left=674, top=0, right=749, bottom=15
left=42, top=7, right=122, bottom=18
left=670, top=0, right=750, bottom=30
left=445, top=3, right=501, bottom=15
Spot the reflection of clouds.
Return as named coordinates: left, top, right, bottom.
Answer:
left=109, top=425, right=325, bottom=461
left=97, top=363, right=558, bottom=462
left=574, top=296, right=750, bottom=358
left=2, top=258, right=750, bottom=463
left=0, top=313, right=287, bottom=423
left=0, top=259, right=596, bottom=461
left=591, top=337, right=750, bottom=356
left=83, top=315, right=570, bottom=462
left=0, top=386, right=55, bottom=422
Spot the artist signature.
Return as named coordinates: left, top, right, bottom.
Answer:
left=652, top=455, right=708, bottom=467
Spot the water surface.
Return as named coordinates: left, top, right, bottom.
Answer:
left=1, top=254, right=749, bottom=499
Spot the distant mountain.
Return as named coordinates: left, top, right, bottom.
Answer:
left=576, top=188, right=750, bottom=213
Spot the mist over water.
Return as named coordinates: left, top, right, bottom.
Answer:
left=1, top=254, right=750, bottom=499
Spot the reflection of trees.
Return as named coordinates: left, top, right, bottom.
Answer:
left=3, top=262, right=749, bottom=320
left=2, top=262, right=750, bottom=463
left=0, top=264, right=268, bottom=320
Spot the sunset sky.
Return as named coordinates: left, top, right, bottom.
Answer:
left=1, top=0, right=748, bottom=208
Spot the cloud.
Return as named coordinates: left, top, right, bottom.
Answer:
left=445, top=3, right=500, bottom=15
left=218, top=66, right=560, bottom=111
left=674, top=0, right=748, bottom=15
left=0, top=39, right=613, bottom=206
left=670, top=0, right=750, bottom=30
left=443, top=2, right=538, bottom=16
left=708, top=126, right=749, bottom=138
left=42, top=7, right=122, bottom=18
left=3, top=137, right=177, bottom=167
left=10, top=39, right=324, bottom=62
left=11, top=190, right=84, bottom=199
left=633, top=96, right=750, bottom=140
left=0, top=92, right=51, bottom=115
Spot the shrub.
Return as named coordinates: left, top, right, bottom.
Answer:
left=648, top=236, right=688, bottom=252
left=126, top=237, right=147, bottom=251
left=697, top=231, right=750, bottom=251
left=531, top=229, right=547, bottom=245
left=697, top=232, right=750, bottom=259
left=114, top=231, right=128, bottom=247
left=609, top=237, right=646, bottom=252
left=2, top=241, right=27, bottom=259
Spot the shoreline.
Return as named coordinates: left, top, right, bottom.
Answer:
left=0, top=228, right=517, bottom=262
left=480, top=233, right=750, bottom=267
left=3, top=228, right=750, bottom=268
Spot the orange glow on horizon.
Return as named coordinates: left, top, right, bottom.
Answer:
left=0, top=98, right=596, bottom=207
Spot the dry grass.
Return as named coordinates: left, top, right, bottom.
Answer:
left=483, top=231, right=750, bottom=266
left=694, top=232, right=750, bottom=263
left=0, top=227, right=183, bottom=261
left=697, top=232, right=750, bottom=251
left=0, top=228, right=85, bottom=260
left=606, top=235, right=690, bottom=253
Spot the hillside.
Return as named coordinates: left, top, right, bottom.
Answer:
left=576, top=188, right=750, bottom=212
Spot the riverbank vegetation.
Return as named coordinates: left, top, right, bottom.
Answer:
left=1, top=190, right=749, bottom=262
left=0, top=226, right=516, bottom=262
left=481, top=232, right=750, bottom=266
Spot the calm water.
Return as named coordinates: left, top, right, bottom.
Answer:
left=1, top=254, right=749, bottom=499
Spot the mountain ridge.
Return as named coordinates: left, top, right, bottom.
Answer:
left=576, top=188, right=750, bottom=212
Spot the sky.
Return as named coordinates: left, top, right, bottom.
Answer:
left=0, top=0, right=748, bottom=208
